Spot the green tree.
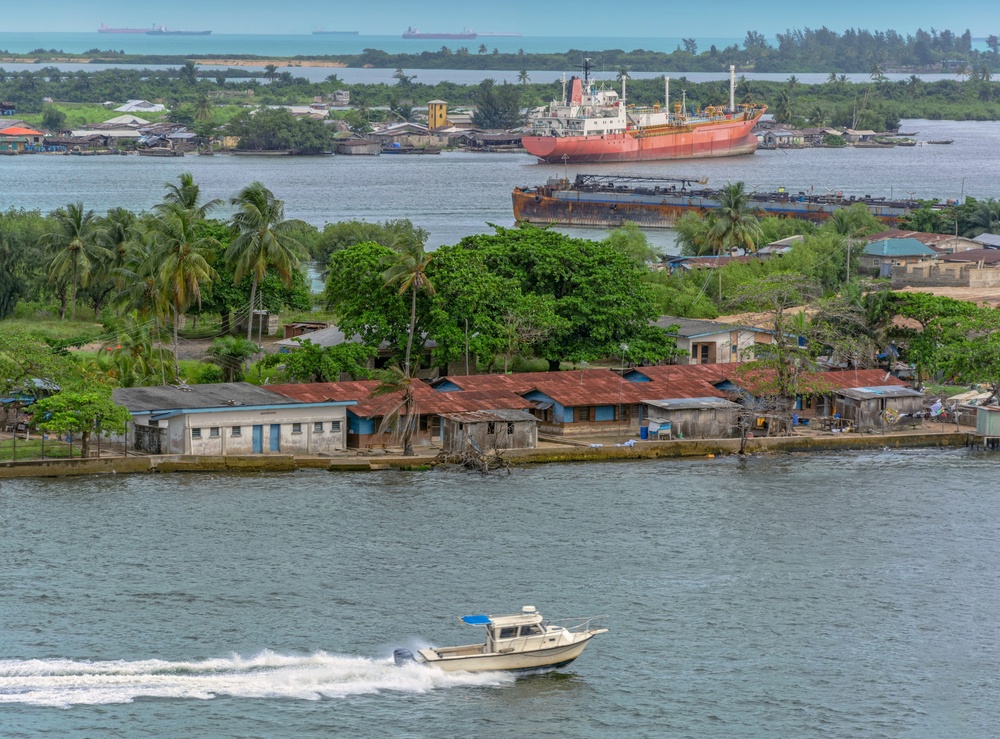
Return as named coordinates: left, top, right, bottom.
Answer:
left=206, top=335, right=259, bottom=382
left=41, top=105, right=67, bottom=131
left=471, top=79, right=523, bottom=129
left=227, top=181, right=307, bottom=340
left=156, top=172, right=221, bottom=217
left=274, top=339, right=377, bottom=382
left=149, top=205, right=219, bottom=379
left=382, top=235, right=436, bottom=376
left=707, top=182, right=764, bottom=254
left=44, top=202, right=107, bottom=321
left=30, top=383, right=131, bottom=458
left=517, top=69, right=530, bottom=85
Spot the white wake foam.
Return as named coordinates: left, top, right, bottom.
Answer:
left=0, top=650, right=513, bottom=708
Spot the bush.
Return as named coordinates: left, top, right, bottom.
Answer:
left=198, top=364, right=225, bottom=384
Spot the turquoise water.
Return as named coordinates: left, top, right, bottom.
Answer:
left=2, top=449, right=1000, bottom=736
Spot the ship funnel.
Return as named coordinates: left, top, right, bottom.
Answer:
left=569, top=77, right=583, bottom=105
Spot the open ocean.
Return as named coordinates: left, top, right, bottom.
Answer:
left=3, top=450, right=1000, bottom=736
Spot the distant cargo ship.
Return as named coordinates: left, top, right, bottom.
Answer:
left=312, top=30, right=360, bottom=35
left=147, top=25, right=212, bottom=36
left=97, top=24, right=148, bottom=34
left=522, top=63, right=764, bottom=163
left=402, top=27, right=477, bottom=40
left=513, top=174, right=925, bottom=229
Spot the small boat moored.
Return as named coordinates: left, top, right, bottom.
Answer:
left=394, top=605, right=607, bottom=673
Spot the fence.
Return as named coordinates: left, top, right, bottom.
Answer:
left=0, top=434, right=128, bottom=462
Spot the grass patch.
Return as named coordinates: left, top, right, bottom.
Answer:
left=922, top=384, right=970, bottom=398
left=0, top=317, right=103, bottom=343
left=0, top=437, right=80, bottom=461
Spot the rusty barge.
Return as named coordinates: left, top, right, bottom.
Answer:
left=512, top=174, right=926, bottom=229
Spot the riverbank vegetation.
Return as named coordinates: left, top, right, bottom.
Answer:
left=5, top=172, right=1000, bottom=446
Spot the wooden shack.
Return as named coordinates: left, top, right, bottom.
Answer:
left=642, top=397, right=741, bottom=439
left=440, top=409, right=537, bottom=452
left=834, top=385, right=924, bottom=431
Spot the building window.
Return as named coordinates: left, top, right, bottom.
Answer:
left=487, top=421, right=497, bottom=434
left=232, top=426, right=242, bottom=437
left=292, top=423, right=302, bottom=434
left=148, top=419, right=159, bottom=427
left=507, top=422, right=515, bottom=435
left=209, top=427, right=220, bottom=438
left=330, top=420, right=341, bottom=431
left=191, top=428, right=201, bottom=439
left=314, top=422, right=324, bottom=433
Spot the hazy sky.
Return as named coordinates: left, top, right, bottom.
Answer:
left=4, top=1, right=995, bottom=36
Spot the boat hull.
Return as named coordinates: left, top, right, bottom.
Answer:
left=512, top=188, right=913, bottom=229
left=523, top=116, right=760, bottom=163
left=417, top=634, right=598, bottom=673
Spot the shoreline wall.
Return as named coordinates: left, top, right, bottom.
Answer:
left=0, top=431, right=973, bottom=479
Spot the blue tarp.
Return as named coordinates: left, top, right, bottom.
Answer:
left=460, top=614, right=492, bottom=625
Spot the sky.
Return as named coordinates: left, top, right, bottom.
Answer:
left=3, top=1, right=996, bottom=37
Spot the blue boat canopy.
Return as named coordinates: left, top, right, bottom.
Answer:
left=460, top=614, right=492, bottom=625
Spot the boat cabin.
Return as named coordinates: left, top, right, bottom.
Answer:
left=464, top=606, right=554, bottom=652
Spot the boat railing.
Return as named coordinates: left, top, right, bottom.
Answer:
left=547, top=615, right=608, bottom=633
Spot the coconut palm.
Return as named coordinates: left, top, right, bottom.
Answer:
left=156, top=172, right=221, bottom=218
left=263, top=63, right=278, bottom=83
left=45, top=202, right=108, bottom=321
left=206, top=335, right=258, bottom=382
left=149, top=205, right=219, bottom=380
left=478, top=44, right=488, bottom=54
left=616, top=66, right=630, bottom=83
left=772, top=89, right=793, bottom=123
left=706, top=181, right=763, bottom=254
left=194, top=94, right=213, bottom=121
left=227, top=181, right=308, bottom=340
left=963, top=199, right=1000, bottom=237
left=869, top=63, right=887, bottom=82
left=370, top=365, right=419, bottom=456
left=826, top=71, right=838, bottom=84
left=381, top=235, right=435, bottom=377
left=517, top=69, right=530, bottom=85
left=785, top=74, right=799, bottom=90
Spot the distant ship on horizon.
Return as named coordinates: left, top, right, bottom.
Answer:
left=402, top=27, right=477, bottom=40
left=146, top=25, right=212, bottom=36
left=97, top=24, right=148, bottom=34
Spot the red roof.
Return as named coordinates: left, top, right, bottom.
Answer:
left=0, top=126, right=43, bottom=136
left=267, top=381, right=534, bottom=418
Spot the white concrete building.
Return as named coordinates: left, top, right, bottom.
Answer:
left=113, top=383, right=355, bottom=456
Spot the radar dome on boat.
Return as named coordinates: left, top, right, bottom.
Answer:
left=522, top=605, right=537, bottom=614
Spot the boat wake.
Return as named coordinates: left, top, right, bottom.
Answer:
left=0, top=650, right=513, bottom=708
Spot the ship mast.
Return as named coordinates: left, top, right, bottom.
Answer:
left=561, top=73, right=567, bottom=105
left=665, top=76, right=670, bottom=117
left=729, top=64, right=736, bottom=113
left=575, top=58, right=592, bottom=86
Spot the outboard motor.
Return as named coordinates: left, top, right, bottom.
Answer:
left=393, top=648, right=417, bottom=667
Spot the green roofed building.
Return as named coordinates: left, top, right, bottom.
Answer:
left=860, top=238, right=938, bottom=277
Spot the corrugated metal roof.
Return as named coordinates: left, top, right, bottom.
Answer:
left=113, top=382, right=301, bottom=412
left=643, top=397, right=741, bottom=410
left=863, top=238, right=938, bottom=257
left=837, top=385, right=924, bottom=400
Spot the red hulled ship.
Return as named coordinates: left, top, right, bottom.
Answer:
left=521, top=63, right=765, bottom=163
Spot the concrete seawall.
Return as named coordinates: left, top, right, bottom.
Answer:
left=0, top=432, right=973, bottom=479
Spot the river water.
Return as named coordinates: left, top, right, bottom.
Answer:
left=1, top=119, right=998, bottom=250
left=1, top=449, right=999, bottom=736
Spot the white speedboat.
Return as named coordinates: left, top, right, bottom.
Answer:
left=394, top=606, right=608, bottom=673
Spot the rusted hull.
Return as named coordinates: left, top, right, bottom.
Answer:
left=522, top=116, right=761, bottom=163
left=512, top=191, right=907, bottom=229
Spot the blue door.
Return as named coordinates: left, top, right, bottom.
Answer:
left=252, top=425, right=263, bottom=453
left=269, top=424, right=281, bottom=452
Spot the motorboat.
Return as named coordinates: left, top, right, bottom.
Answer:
left=393, top=605, right=607, bottom=673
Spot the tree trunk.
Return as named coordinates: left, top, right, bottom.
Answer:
left=404, top=285, right=417, bottom=377
left=58, top=284, right=67, bottom=320
left=247, top=276, right=258, bottom=341
left=70, top=258, right=78, bottom=321
left=81, top=429, right=91, bottom=458
left=173, top=304, right=181, bottom=381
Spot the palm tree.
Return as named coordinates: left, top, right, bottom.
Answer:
left=370, top=365, right=419, bottom=456
left=206, top=335, right=258, bottom=382
left=263, top=63, right=278, bottom=83
left=869, top=63, right=887, bottom=82
left=786, top=74, right=799, bottom=90
left=45, top=202, right=108, bottom=321
left=194, top=94, right=213, bottom=121
left=227, top=181, right=307, bottom=340
left=149, top=205, right=219, bottom=379
left=706, top=182, right=763, bottom=254
left=517, top=69, right=530, bottom=85
left=381, top=235, right=435, bottom=377
left=826, top=71, right=838, bottom=84
left=772, top=89, right=793, bottom=123
left=616, top=66, right=630, bottom=83
left=156, top=172, right=221, bottom=217
left=963, top=199, right=1000, bottom=237
left=478, top=44, right=487, bottom=54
